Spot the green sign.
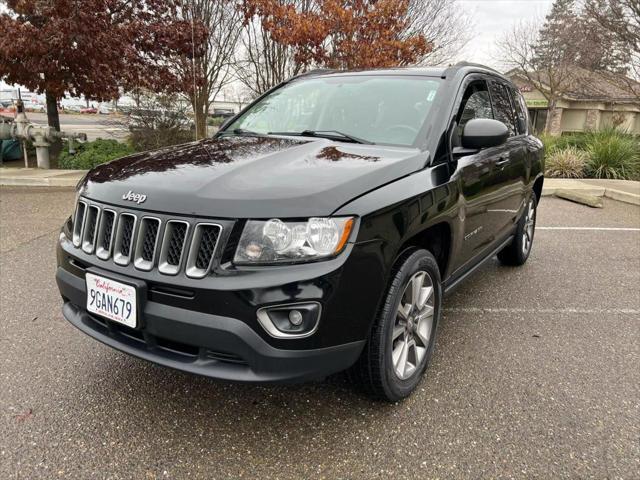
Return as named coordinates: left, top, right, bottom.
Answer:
left=526, top=99, right=549, bottom=108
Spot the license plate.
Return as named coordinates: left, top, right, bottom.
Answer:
left=86, top=273, right=137, bottom=328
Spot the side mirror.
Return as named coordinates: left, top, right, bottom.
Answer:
left=461, top=118, right=509, bottom=150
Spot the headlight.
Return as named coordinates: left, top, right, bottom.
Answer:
left=234, top=217, right=355, bottom=264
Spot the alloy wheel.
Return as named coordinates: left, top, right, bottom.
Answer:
left=392, top=271, right=435, bottom=380
left=522, top=197, right=536, bottom=255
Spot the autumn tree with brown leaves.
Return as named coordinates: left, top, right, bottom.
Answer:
left=0, top=0, right=197, bottom=131
left=243, top=0, right=432, bottom=71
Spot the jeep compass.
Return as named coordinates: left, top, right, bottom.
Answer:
left=56, top=63, right=544, bottom=401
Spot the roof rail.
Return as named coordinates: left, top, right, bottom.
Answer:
left=441, top=61, right=501, bottom=79
left=294, top=69, right=339, bottom=79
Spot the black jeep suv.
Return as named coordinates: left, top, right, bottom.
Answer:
left=56, top=63, right=544, bottom=401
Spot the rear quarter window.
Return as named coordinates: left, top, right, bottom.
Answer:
left=489, top=81, right=517, bottom=136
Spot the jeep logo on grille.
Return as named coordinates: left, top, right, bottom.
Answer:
left=122, top=190, right=147, bottom=204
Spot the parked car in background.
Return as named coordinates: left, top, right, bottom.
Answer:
left=56, top=63, right=544, bottom=401
left=212, top=109, right=235, bottom=119
left=26, top=102, right=46, bottom=112
left=80, top=107, right=98, bottom=114
left=65, top=104, right=83, bottom=113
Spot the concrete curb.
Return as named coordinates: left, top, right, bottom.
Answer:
left=0, top=168, right=86, bottom=187
left=605, top=188, right=640, bottom=206
left=542, top=178, right=639, bottom=206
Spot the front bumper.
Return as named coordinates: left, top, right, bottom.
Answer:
left=57, top=266, right=365, bottom=383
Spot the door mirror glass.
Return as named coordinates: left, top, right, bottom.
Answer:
left=461, top=118, right=509, bottom=150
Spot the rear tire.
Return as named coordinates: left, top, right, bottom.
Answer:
left=498, top=193, right=537, bottom=266
left=350, top=249, right=442, bottom=402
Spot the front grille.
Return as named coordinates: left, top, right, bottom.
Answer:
left=82, top=205, right=100, bottom=253
left=120, top=216, right=135, bottom=257
left=167, top=223, right=187, bottom=266
left=185, top=224, right=223, bottom=279
left=196, top=226, right=220, bottom=269
left=72, top=201, right=87, bottom=246
left=141, top=223, right=158, bottom=261
left=101, top=211, right=115, bottom=250
left=71, top=199, right=223, bottom=278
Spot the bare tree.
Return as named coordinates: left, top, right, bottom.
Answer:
left=584, top=0, right=640, bottom=98
left=234, top=16, right=303, bottom=96
left=497, top=19, right=574, bottom=133
left=404, top=0, right=473, bottom=66
left=178, top=0, right=244, bottom=138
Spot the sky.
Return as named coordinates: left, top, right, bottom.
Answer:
left=1, top=0, right=555, bottom=97
left=456, top=0, right=554, bottom=68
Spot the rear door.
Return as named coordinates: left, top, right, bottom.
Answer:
left=486, top=80, right=528, bottom=239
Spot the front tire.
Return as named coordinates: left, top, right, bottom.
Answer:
left=351, top=249, right=442, bottom=402
left=498, top=194, right=537, bottom=266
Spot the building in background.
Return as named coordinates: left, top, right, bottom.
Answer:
left=506, top=67, right=640, bottom=135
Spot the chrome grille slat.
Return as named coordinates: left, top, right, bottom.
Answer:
left=81, top=206, right=100, bottom=254
left=134, top=217, right=161, bottom=271
left=113, top=214, right=137, bottom=266
left=72, top=201, right=88, bottom=247
left=158, top=221, right=190, bottom=276
left=185, top=223, right=222, bottom=279
left=70, top=199, right=222, bottom=278
left=96, top=209, right=116, bottom=260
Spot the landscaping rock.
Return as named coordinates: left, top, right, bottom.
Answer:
left=554, top=189, right=604, bottom=208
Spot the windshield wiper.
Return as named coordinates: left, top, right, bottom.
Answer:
left=218, top=128, right=264, bottom=137
left=268, top=130, right=374, bottom=145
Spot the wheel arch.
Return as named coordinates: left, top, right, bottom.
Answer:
left=396, top=222, right=452, bottom=279
left=532, top=175, right=544, bottom=201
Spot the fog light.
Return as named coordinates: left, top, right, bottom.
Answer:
left=289, top=310, right=303, bottom=326
left=256, top=302, right=321, bottom=339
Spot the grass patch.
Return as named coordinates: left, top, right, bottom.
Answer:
left=58, top=139, right=135, bottom=170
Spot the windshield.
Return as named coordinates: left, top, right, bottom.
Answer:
left=226, top=76, right=442, bottom=146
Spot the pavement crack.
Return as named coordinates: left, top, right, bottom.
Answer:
left=1, top=227, right=61, bottom=255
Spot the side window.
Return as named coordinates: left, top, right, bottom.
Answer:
left=489, top=81, right=517, bottom=136
left=455, top=81, right=493, bottom=140
left=511, top=88, right=529, bottom=135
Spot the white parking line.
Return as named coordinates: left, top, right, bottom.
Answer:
left=444, top=307, right=640, bottom=315
left=537, top=227, right=640, bottom=231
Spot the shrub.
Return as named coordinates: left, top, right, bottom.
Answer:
left=207, top=116, right=226, bottom=127
left=540, top=132, right=590, bottom=154
left=58, top=139, right=135, bottom=170
left=585, top=129, right=640, bottom=180
left=128, top=128, right=196, bottom=152
left=545, top=146, right=588, bottom=178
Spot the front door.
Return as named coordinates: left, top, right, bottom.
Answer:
left=449, top=78, right=513, bottom=269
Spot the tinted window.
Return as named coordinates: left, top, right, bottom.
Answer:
left=511, top=88, right=529, bottom=135
left=228, top=76, right=442, bottom=146
left=489, top=82, right=517, bottom=136
left=455, top=81, right=493, bottom=138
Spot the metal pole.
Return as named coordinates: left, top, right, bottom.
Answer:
left=22, top=140, right=29, bottom=168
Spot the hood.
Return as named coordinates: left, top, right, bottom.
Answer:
left=80, top=136, right=428, bottom=218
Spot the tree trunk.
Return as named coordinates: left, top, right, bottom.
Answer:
left=195, top=108, right=207, bottom=140
left=45, top=90, right=61, bottom=131
left=192, top=93, right=208, bottom=140
left=45, top=89, right=62, bottom=168
left=543, top=98, right=557, bottom=135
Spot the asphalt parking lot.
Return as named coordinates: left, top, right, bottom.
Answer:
left=1, top=186, right=638, bottom=479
